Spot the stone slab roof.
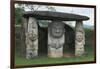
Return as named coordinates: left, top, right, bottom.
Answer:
left=23, top=11, right=89, bottom=21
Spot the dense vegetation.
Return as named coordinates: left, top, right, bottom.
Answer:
left=15, top=7, right=24, bottom=25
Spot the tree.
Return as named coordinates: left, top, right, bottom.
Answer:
left=15, top=8, right=24, bottom=25
left=15, top=4, right=25, bottom=25
left=15, top=4, right=56, bottom=26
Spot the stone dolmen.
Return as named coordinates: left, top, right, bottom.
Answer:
left=22, top=11, right=89, bottom=59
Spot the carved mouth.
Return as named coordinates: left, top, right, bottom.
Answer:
left=49, top=44, right=62, bottom=49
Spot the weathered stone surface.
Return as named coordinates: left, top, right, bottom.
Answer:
left=48, top=21, right=65, bottom=58
left=19, top=18, right=27, bottom=57
left=23, top=11, right=89, bottom=21
left=26, top=17, right=38, bottom=59
left=22, top=17, right=28, bottom=34
left=48, top=47, right=63, bottom=58
left=75, top=21, right=85, bottom=56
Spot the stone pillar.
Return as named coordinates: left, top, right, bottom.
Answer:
left=48, top=21, right=65, bottom=58
left=21, top=17, right=28, bottom=57
left=22, top=17, right=28, bottom=34
left=26, top=17, right=38, bottom=59
left=75, top=21, right=85, bottom=56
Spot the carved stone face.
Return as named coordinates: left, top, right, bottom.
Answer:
left=50, top=21, right=64, bottom=38
left=28, top=32, right=38, bottom=41
left=76, top=32, right=83, bottom=42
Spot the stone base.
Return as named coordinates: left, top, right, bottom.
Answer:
left=26, top=49, right=38, bottom=59
left=75, top=43, right=85, bottom=56
left=48, top=47, right=63, bottom=58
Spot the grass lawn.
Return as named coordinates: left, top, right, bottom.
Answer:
left=15, top=55, right=94, bottom=66
left=15, top=46, right=95, bottom=66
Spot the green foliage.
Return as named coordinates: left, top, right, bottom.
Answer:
left=85, top=28, right=94, bottom=47
left=15, top=7, right=24, bottom=25
left=85, top=28, right=94, bottom=55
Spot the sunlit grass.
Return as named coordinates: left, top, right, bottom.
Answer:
left=15, top=46, right=95, bottom=66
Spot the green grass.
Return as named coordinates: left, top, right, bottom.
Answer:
left=15, top=55, right=94, bottom=66
left=15, top=46, right=95, bottom=66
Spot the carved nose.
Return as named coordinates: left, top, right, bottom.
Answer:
left=56, top=30, right=60, bottom=33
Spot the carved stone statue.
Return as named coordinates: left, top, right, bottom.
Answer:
left=75, top=21, right=85, bottom=56
left=26, top=17, right=38, bottom=59
left=48, top=21, right=65, bottom=58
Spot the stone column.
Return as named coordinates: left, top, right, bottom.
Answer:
left=22, top=17, right=28, bottom=34
left=26, top=17, right=38, bottom=59
left=48, top=21, right=65, bottom=58
left=75, top=21, right=85, bottom=56
left=21, top=17, right=28, bottom=57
